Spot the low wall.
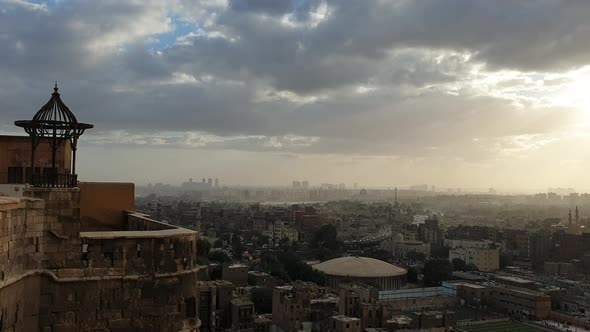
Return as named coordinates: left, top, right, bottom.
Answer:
left=79, top=182, right=135, bottom=231
left=127, top=211, right=176, bottom=231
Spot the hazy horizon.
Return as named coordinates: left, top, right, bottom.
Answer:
left=3, top=1, right=590, bottom=192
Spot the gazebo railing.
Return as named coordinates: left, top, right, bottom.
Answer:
left=31, top=173, right=78, bottom=188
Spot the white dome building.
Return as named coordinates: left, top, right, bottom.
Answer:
left=312, top=256, right=407, bottom=290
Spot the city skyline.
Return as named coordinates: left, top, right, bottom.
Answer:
left=4, top=1, right=590, bottom=191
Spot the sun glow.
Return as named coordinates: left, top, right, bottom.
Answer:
left=551, top=68, right=590, bottom=118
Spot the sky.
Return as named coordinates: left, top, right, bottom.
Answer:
left=2, top=0, right=590, bottom=192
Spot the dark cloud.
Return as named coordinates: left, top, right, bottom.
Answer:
left=0, top=0, right=586, bottom=161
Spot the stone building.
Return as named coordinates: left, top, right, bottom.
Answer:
left=0, top=185, right=201, bottom=331
left=491, top=285, right=551, bottom=320
left=272, top=282, right=336, bottom=332
left=447, top=240, right=500, bottom=272
left=0, top=135, right=70, bottom=185
left=329, top=315, right=361, bottom=332
left=337, top=283, right=457, bottom=330
left=222, top=264, right=249, bottom=287
left=381, top=239, right=430, bottom=259
left=230, top=298, right=255, bottom=331
left=197, top=280, right=236, bottom=332
left=0, top=86, right=201, bottom=331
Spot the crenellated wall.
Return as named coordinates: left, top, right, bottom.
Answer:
left=0, top=187, right=200, bottom=332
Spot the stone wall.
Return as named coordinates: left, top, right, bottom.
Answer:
left=0, top=189, right=201, bottom=332
left=127, top=212, right=176, bottom=231
left=79, top=182, right=135, bottom=231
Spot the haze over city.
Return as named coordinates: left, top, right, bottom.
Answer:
left=3, top=0, right=590, bottom=191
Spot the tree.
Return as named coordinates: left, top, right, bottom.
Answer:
left=213, top=239, right=224, bottom=248
left=197, top=239, right=211, bottom=257
left=231, top=235, right=244, bottom=260
left=366, top=249, right=394, bottom=262
left=423, top=258, right=453, bottom=286
left=464, top=263, right=479, bottom=272
left=430, top=246, right=449, bottom=259
left=452, top=258, right=466, bottom=271
left=259, top=251, right=326, bottom=286
left=208, top=251, right=232, bottom=264
left=407, top=266, right=419, bottom=283
left=311, top=224, right=343, bottom=260
left=407, top=251, right=427, bottom=262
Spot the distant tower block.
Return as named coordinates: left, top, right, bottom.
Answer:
left=215, top=178, right=219, bottom=188
left=202, top=178, right=206, bottom=183
left=207, top=178, right=213, bottom=187
left=576, top=206, right=580, bottom=223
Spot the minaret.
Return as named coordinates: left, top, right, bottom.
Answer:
left=575, top=206, right=580, bottom=224
left=569, top=209, right=573, bottom=225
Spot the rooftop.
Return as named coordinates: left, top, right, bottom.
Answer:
left=494, top=284, right=548, bottom=297
left=331, top=315, right=360, bottom=322
left=494, top=275, right=535, bottom=285
left=312, top=256, right=407, bottom=278
left=80, top=228, right=195, bottom=239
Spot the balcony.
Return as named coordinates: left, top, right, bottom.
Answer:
left=31, top=173, right=78, bottom=188
left=0, top=172, right=78, bottom=188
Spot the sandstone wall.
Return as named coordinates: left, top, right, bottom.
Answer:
left=0, top=189, right=200, bottom=332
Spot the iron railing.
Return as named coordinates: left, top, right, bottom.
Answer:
left=31, top=173, right=78, bottom=188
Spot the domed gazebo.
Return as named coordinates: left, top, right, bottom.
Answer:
left=14, top=84, right=93, bottom=187
left=312, top=256, right=407, bottom=290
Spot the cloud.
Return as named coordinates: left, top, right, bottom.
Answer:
left=0, top=0, right=588, bottom=166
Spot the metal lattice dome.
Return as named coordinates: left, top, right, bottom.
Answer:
left=14, top=84, right=93, bottom=187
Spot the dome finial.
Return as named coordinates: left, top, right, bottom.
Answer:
left=54, top=81, right=58, bottom=93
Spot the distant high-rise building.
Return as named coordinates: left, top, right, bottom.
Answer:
left=353, top=183, right=358, bottom=190
left=208, top=178, right=213, bottom=186
left=202, top=178, right=206, bottom=183
left=292, top=180, right=301, bottom=188
left=302, top=181, right=309, bottom=189
left=215, top=178, right=219, bottom=188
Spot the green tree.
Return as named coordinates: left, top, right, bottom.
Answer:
left=312, top=225, right=340, bottom=250
left=423, top=258, right=453, bottom=286
left=231, top=235, right=244, bottom=260
left=208, top=251, right=232, bottom=264
left=213, top=239, right=224, bottom=248
left=452, top=258, right=466, bottom=271
left=407, top=266, right=419, bottom=283
left=407, top=251, right=427, bottom=262
left=311, top=224, right=343, bottom=260
left=366, top=249, right=394, bottom=262
left=430, top=246, right=449, bottom=259
left=197, top=239, right=211, bottom=256
left=464, top=263, right=479, bottom=271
